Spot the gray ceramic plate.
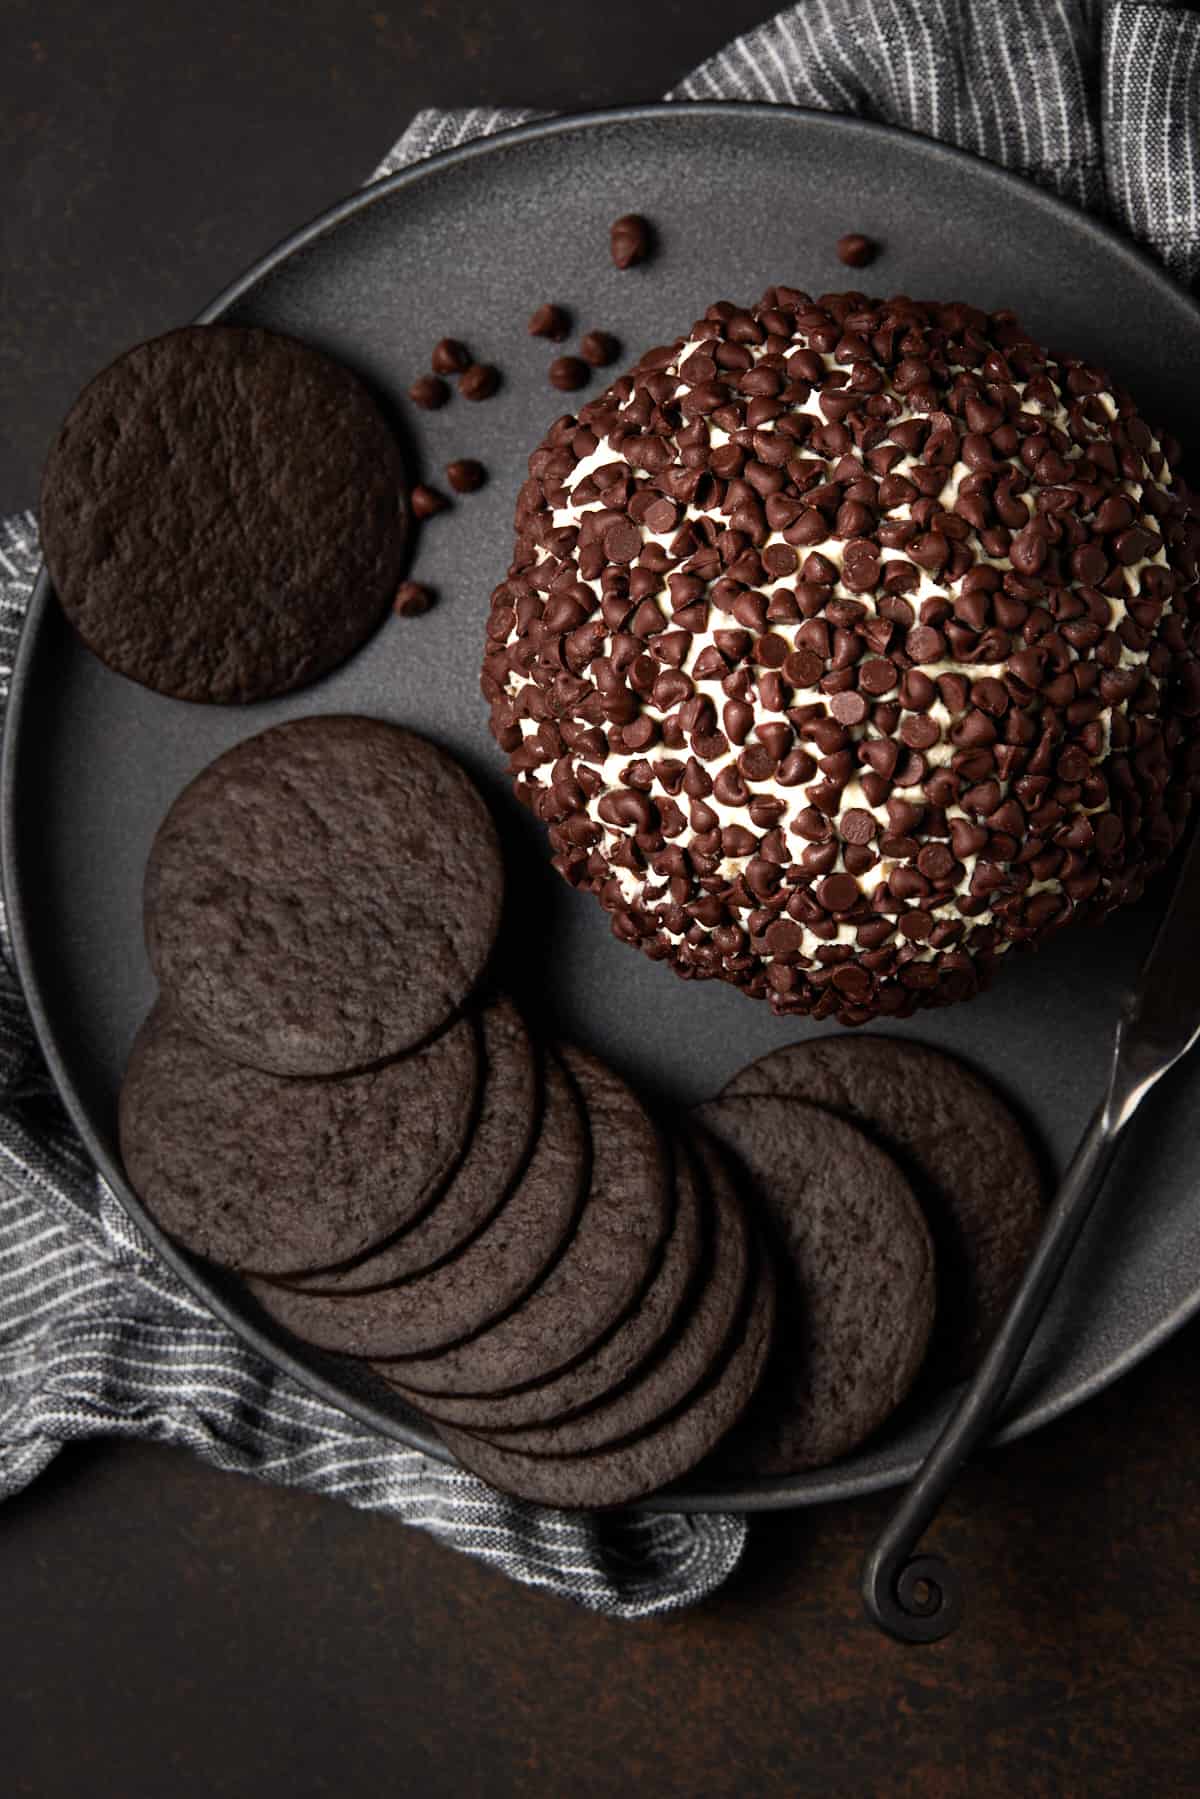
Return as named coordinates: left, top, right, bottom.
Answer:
left=6, top=104, right=1200, bottom=1513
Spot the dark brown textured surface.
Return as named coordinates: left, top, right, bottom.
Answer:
left=144, top=715, right=504, bottom=1074
left=118, top=1002, right=478, bottom=1276
left=4, top=1329, right=1200, bottom=1797
left=6, top=2, right=1200, bottom=1791
left=39, top=325, right=408, bottom=702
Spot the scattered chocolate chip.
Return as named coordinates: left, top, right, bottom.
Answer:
left=459, top=363, right=500, bottom=401
left=580, top=331, right=620, bottom=367
left=393, top=581, right=434, bottom=617
left=408, top=374, right=449, bottom=411
left=445, top=458, right=486, bottom=494
left=431, top=338, right=470, bottom=375
left=411, top=483, right=449, bottom=520
left=528, top=304, right=570, bottom=341
left=550, top=356, right=590, bottom=393
left=610, top=213, right=651, bottom=270
left=836, top=233, right=878, bottom=268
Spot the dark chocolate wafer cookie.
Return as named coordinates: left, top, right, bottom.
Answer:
left=436, top=1241, right=776, bottom=1510
left=245, top=1053, right=586, bottom=1358
left=387, top=1047, right=672, bottom=1397
left=281, top=999, right=540, bottom=1293
left=465, top=1137, right=752, bottom=1457
left=721, top=1036, right=1044, bottom=1377
left=145, top=716, right=504, bottom=1075
left=40, top=325, right=407, bottom=704
left=118, top=1003, right=478, bottom=1279
left=695, top=1096, right=935, bottom=1475
left=380, top=1131, right=706, bottom=1433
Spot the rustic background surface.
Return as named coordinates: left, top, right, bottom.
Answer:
left=4, top=4, right=1200, bottom=1793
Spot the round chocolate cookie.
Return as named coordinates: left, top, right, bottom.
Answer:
left=282, top=999, right=540, bottom=1293
left=382, top=1132, right=706, bottom=1432
left=245, top=1053, right=587, bottom=1359
left=40, top=325, right=407, bottom=703
left=483, top=288, right=1200, bottom=1027
left=466, top=1137, right=752, bottom=1457
left=118, top=1004, right=478, bottom=1279
left=387, top=1046, right=672, bottom=1397
left=721, top=1034, right=1044, bottom=1377
left=437, top=1242, right=776, bottom=1509
left=145, top=716, right=504, bottom=1075
left=695, top=1095, right=935, bottom=1474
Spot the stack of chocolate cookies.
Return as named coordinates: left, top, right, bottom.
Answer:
left=119, top=713, right=779, bottom=1509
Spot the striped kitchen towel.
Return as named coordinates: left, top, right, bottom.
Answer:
left=2, top=0, right=1198, bottom=1616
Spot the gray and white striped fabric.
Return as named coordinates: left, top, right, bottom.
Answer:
left=3, top=0, right=1199, bottom=1615
left=383, top=0, right=1200, bottom=286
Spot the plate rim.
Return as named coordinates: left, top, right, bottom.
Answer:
left=7, top=99, right=1200, bottom=1514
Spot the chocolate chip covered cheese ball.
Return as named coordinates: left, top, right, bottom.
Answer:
left=482, top=289, right=1200, bottom=1023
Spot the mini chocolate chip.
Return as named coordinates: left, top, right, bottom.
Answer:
left=818, top=872, right=860, bottom=913
left=781, top=648, right=822, bottom=689
left=604, top=519, right=642, bottom=563
left=411, top=483, right=449, bottom=520
left=953, top=709, right=997, bottom=748
left=900, top=715, right=940, bottom=752
left=445, top=458, right=486, bottom=494
left=721, top=824, right=757, bottom=858
left=580, top=331, right=620, bottom=367
left=772, top=748, right=812, bottom=789
left=393, top=580, right=434, bottom=617
left=836, top=233, right=878, bottom=268
left=754, top=633, right=790, bottom=669
left=610, top=213, right=652, bottom=269
left=741, top=746, right=780, bottom=783
left=842, top=539, right=881, bottom=593
left=549, top=356, right=590, bottom=392
left=801, top=841, right=840, bottom=876
left=528, top=303, right=570, bottom=341
left=765, top=919, right=805, bottom=956
left=860, top=737, right=900, bottom=779
left=432, top=338, right=470, bottom=374
left=642, top=498, right=678, bottom=536
left=841, top=808, right=877, bottom=845
left=1113, top=526, right=1155, bottom=565
left=917, top=843, right=955, bottom=882
left=803, top=552, right=839, bottom=585
left=1009, top=519, right=1049, bottom=575
left=748, top=797, right=787, bottom=832
left=900, top=670, right=936, bottom=712
left=713, top=765, right=749, bottom=807
left=723, top=700, right=755, bottom=745
left=858, top=657, right=898, bottom=696
left=409, top=374, right=449, bottom=410
left=459, top=362, right=500, bottom=400
left=890, top=864, right=930, bottom=902
left=905, top=625, right=945, bottom=663
left=1094, top=495, right=1134, bottom=535
left=830, top=690, right=868, bottom=726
